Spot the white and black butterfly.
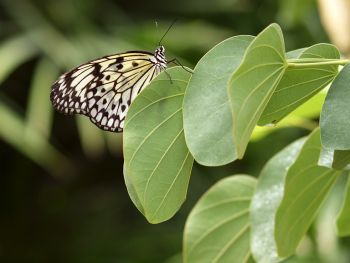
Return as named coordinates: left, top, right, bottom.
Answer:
left=50, top=46, right=168, bottom=132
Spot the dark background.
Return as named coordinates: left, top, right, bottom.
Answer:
left=1, top=0, right=349, bottom=262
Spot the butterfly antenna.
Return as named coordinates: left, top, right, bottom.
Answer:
left=158, top=18, right=178, bottom=46
left=155, top=20, right=159, bottom=46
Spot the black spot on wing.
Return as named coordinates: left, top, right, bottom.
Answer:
left=116, top=57, right=124, bottom=63
left=92, top=63, right=102, bottom=77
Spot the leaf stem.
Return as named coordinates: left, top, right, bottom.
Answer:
left=287, top=59, right=350, bottom=68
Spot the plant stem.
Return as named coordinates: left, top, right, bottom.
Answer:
left=287, top=59, right=350, bottom=68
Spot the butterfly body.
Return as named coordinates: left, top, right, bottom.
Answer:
left=51, top=46, right=167, bottom=132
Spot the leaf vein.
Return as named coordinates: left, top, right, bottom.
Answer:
left=128, top=107, right=182, bottom=166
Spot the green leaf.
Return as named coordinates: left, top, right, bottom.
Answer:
left=286, top=48, right=307, bottom=59
left=164, top=253, right=182, bottom=263
left=0, top=98, right=71, bottom=174
left=123, top=67, right=194, bottom=224
left=259, top=44, right=339, bottom=125
left=337, top=175, right=350, bottom=236
left=1, top=0, right=80, bottom=68
left=228, top=23, right=287, bottom=158
left=123, top=164, right=144, bottom=214
left=26, top=59, right=58, bottom=138
left=251, top=138, right=306, bottom=263
left=319, top=147, right=350, bottom=170
left=291, top=90, right=326, bottom=119
left=275, top=129, right=341, bottom=257
left=183, top=35, right=254, bottom=166
left=0, top=34, right=38, bottom=84
left=183, top=175, right=256, bottom=263
left=320, top=63, right=350, bottom=150
left=318, top=147, right=335, bottom=168
left=333, top=150, right=350, bottom=170
left=76, top=116, right=106, bottom=158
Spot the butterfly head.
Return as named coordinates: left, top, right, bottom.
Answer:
left=154, top=46, right=167, bottom=68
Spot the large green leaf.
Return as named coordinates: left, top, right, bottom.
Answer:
left=320, top=64, right=350, bottom=150
left=251, top=138, right=306, bottom=263
left=337, top=175, right=350, bottom=236
left=259, top=44, right=339, bottom=125
left=275, top=129, right=341, bottom=257
left=123, top=67, right=194, bottom=224
left=183, top=175, right=256, bottom=263
left=183, top=35, right=254, bottom=166
left=123, top=164, right=144, bottom=214
left=228, top=23, right=287, bottom=158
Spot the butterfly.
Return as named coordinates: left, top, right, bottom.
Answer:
left=50, top=46, right=167, bottom=132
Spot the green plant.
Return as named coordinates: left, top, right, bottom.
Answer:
left=123, top=24, right=350, bottom=262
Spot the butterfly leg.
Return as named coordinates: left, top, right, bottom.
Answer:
left=163, top=69, right=173, bottom=84
left=168, top=58, right=193, bottom=74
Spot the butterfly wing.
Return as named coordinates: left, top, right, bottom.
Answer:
left=51, top=52, right=165, bottom=132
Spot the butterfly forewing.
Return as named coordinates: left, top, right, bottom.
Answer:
left=51, top=48, right=167, bottom=132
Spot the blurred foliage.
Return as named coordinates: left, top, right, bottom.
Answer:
left=0, top=0, right=349, bottom=262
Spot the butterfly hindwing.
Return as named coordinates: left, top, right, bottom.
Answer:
left=51, top=49, right=167, bottom=132
left=51, top=62, right=96, bottom=115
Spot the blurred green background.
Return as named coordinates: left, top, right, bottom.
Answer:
left=1, top=0, right=349, bottom=262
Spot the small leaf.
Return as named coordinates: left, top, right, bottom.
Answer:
left=320, top=148, right=350, bottom=170
left=123, top=67, right=194, bottom=224
left=337, top=175, right=350, bottom=236
left=320, top=63, right=350, bottom=150
left=228, top=23, right=287, bottom=158
left=183, top=35, right=254, bottom=166
left=259, top=44, right=339, bottom=125
left=275, top=129, right=341, bottom=257
left=251, top=138, right=306, bottom=263
left=183, top=175, right=256, bottom=263
left=318, top=147, right=334, bottom=168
